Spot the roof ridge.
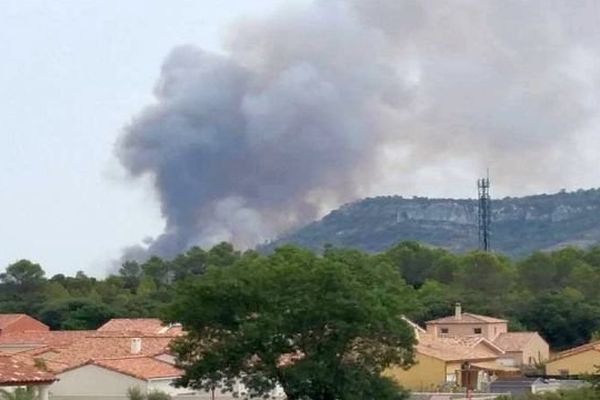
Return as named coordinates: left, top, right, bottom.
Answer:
left=91, top=357, right=181, bottom=381
left=92, top=355, right=152, bottom=361
left=554, top=340, right=600, bottom=359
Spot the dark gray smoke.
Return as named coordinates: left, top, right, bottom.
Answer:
left=116, top=0, right=600, bottom=258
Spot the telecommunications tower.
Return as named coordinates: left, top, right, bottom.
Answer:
left=477, top=173, right=491, bottom=252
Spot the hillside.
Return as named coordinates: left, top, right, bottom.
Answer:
left=265, top=188, right=600, bottom=257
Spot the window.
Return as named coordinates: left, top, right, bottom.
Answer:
left=474, top=328, right=482, bottom=334
left=559, top=369, right=569, bottom=376
left=441, top=328, right=449, bottom=334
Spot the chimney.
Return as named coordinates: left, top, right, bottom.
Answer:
left=455, top=303, right=462, bottom=320
left=131, top=338, right=142, bottom=354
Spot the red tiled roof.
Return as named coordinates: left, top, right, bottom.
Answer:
left=0, top=330, right=94, bottom=348
left=97, top=319, right=181, bottom=335
left=0, top=330, right=176, bottom=373
left=90, top=356, right=181, bottom=380
left=426, top=313, right=507, bottom=325
left=0, top=314, right=49, bottom=333
left=0, top=315, right=26, bottom=329
left=46, top=336, right=174, bottom=372
left=0, top=355, right=56, bottom=386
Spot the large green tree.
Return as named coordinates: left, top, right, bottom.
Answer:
left=167, top=246, right=417, bottom=400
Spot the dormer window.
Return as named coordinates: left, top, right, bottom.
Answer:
left=474, top=328, right=482, bottom=334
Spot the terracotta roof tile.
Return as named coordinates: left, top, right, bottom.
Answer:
left=47, top=336, right=174, bottom=372
left=0, top=355, right=56, bottom=385
left=90, top=356, right=181, bottom=380
left=0, top=330, right=94, bottom=348
left=426, top=313, right=507, bottom=325
left=97, top=319, right=181, bottom=335
left=493, top=332, right=539, bottom=352
left=416, top=333, right=499, bottom=362
left=0, top=315, right=27, bottom=330
left=0, top=330, right=176, bottom=373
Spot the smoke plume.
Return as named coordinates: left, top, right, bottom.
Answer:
left=116, top=0, right=600, bottom=258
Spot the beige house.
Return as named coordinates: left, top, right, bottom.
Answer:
left=546, top=341, right=600, bottom=376
left=386, top=318, right=519, bottom=391
left=425, top=304, right=549, bottom=367
left=426, top=304, right=508, bottom=340
left=494, top=332, right=548, bottom=367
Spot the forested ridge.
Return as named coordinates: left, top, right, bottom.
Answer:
left=266, top=188, right=600, bottom=257
left=2, top=241, right=600, bottom=351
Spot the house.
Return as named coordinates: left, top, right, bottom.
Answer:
left=493, top=332, right=548, bottom=367
left=426, top=304, right=508, bottom=341
left=426, top=304, right=549, bottom=367
left=49, top=356, right=190, bottom=400
left=385, top=321, right=518, bottom=391
left=0, top=354, right=57, bottom=400
left=546, top=341, right=600, bottom=376
left=0, top=316, right=284, bottom=399
left=0, top=314, right=49, bottom=336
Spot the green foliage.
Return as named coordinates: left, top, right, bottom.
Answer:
left=126, top=386, right=145, bottom=400
left=0, top=259, right=45, bottom=286
left=39, top=298, right=116, bottom=330
left=5, top=240, right=600, bottom=351
left=146, top=391, right=171, bottom=400
left=167, top=246, right=416, bottom=400
left=0, top=387, right=37, bottom=400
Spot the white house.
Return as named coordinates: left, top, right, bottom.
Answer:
left=50, top=356, right=240, bottom=400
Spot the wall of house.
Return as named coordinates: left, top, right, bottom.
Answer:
left=51, top=364, right=146, bottom=400
left=546, top=349, right=600, bottom=375
left=426, top=322, right=507, bottom=340
left=426, top=324, right=484, bottom=338
left=445, top=362, right=463, bottom=383
left=497, top=353, right=521, bottom=367
left=384, top=353, right=447, bottom=391
left=483, top=323, right=507, bottom=340
left=521, top=335, right=550, bottom=365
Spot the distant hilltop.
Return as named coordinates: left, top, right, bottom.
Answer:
left=264, top=188, right=600, bottom=257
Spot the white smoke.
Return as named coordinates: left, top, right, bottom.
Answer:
left=116, top=0, right=600, bottom=258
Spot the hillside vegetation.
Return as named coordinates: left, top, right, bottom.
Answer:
left=4, top=242, right=600, bottom=351
left=266, top=188, right=600, bottom=257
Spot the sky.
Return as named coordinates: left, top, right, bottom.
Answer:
left=1, top=0, right=309, bottom=276
left=3, top=0, right=600, bottom=276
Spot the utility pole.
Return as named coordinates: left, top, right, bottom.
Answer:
left=477, top=171, right=491, bottom=252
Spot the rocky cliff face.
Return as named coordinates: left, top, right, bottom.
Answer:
left=265, top=188, right=600, bottom=257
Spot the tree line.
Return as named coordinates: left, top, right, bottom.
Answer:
left=1, top=241, right=600, bottom=350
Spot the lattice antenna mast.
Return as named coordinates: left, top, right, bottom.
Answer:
left=477, top=172, right=491, bottom=252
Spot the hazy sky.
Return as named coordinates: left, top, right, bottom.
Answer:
left=1, top=0, right=309, bottom=276
left=3, top=1, right=600, bottom=276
